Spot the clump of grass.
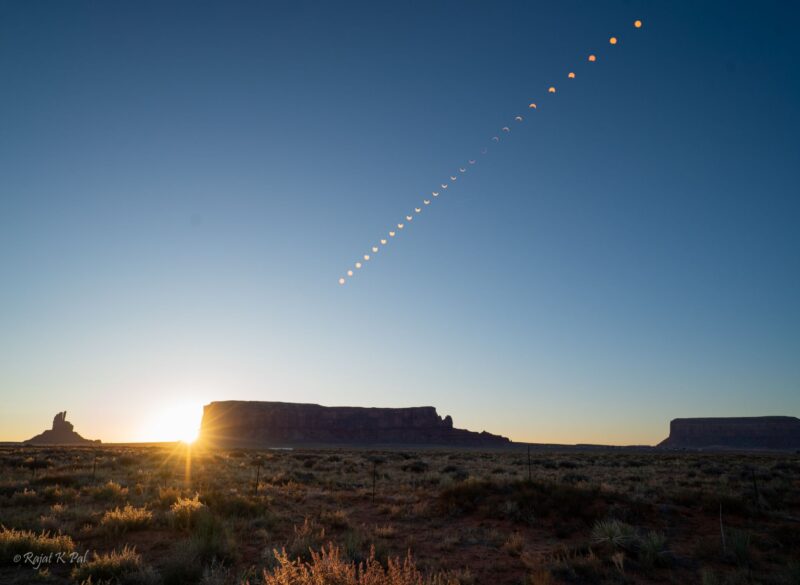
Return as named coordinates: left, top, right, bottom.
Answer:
left=92, top=481, right=129, bottom=502
left=401, top=460, right=429, bottom=473
left=528, top=567, right=554, bottom=585
left=101, top=505, right=153, bottom=534
left=320, top=509, right=349, bottom=529
left=440, top=479, right=609, bottom=525
left=373, top=524, right=397, bottom=539
left=156, top=486, right=183, bottom=509
left=726, top=529, right=751, bottom=567
left=639, top=530, right=671, bottom=569
left=264, top=543, right=462, bottom=585
left=161, top=512, right=237, bottom=585
left=10, top=488, right=42, bottom=506
left=189, top=511, right=237, bottom=564
left=0, top=526, right=74, bottom=564
left=169, top=494, right=206, bottom=531
left=288, top=518, right=326, bottom=562
left=42, top=484, right=78, bottom=504
left=502, top=532, right=524, bottom=557
left=549, top=548, right=604, bottom=582
left=203, top=490, right=269, bottom=517
left=71, top=545, right=157, bottom=585
left=591, top=519, right=638, bottom=551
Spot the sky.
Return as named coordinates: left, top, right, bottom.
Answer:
left=1, top=0, right=799, bottom=445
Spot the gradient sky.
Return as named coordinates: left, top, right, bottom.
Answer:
left=1, top=1, right=799, bottom=445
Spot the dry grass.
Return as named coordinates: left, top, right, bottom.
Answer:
left=262, top=543, right=464, bottom=585
left=0, top=445, right=798, bottom=584
left=100, top=505, right=153, bottom=534
left=168, top=494, right=205, bottom=530
left=71, top=545, right=156, bottom=585
left=0, top=526, right=74, bottom=563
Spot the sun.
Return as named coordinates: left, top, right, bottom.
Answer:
left=179, top=424, right=199, bottom=445
left=138, top=401, right=203, bottom=444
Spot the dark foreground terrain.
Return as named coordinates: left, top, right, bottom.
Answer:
left=1, top=445, right=799, bottom=584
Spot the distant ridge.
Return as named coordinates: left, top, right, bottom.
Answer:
left=659, top=416, right=800, bottom=450
left=199, top=401, right=510, bottom=447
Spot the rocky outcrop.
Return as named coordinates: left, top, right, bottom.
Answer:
left=199, top=401, right=510, bottom=447
left=659, top=416, right=800, bottom=450
left=26, top=411, right=99, bottom=445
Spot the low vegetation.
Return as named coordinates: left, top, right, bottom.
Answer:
left=0, top=527, right=75, bottom=563
left=0, top=445, right=798, bottom=583
left=100, top=505, right=153, bottom=534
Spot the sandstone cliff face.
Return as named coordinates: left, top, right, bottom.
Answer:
left=199, top=401, right=510, bottom=447
left=659, top=416, right=800, bottom=450
left=26, top=411, right=99, bottom=445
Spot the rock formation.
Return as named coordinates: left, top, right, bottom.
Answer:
left=199, top=401, right=510, bottom=447
left=26, top=411, right=99, bottom=445
left=659, top=416, right=800, bottom=450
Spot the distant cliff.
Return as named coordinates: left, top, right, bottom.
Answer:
left=199, top=401, right=510, bottom=447
left=659, top=416, right=800, bottom=450
left=26, top=411, right=99, bottom=445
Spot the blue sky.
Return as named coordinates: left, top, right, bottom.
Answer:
left=1, top=1, right=798, bottom=444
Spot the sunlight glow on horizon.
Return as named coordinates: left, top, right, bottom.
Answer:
left=137, top=401, right=204, bottom=444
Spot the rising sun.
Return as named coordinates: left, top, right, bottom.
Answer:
left=139, top=401, right=203, bottom=444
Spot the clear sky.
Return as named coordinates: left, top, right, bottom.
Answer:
left=1, top=1, right=798, bottom=445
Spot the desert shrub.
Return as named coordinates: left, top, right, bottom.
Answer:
left=0, top=527, right=74, bottom=565
left=291, top=471, right=316, bottom=484
left=401, top=460, right=429, bottom=473
left=502, top=532, right=524, bottom=556
left=189, top=512, right=237, bottom=564
left=373, top=524, right=396, bottom=539
left=439, top=480, right=612, bottom=525
left=23, top=457, right=50, bottom=476
left=10, top=488, right=42, bottom=506
left=92, top=481, right=128, bottom=502
left=438, top=480, right=495, bottom=516
left=442, top=466, right=469, bottom=482
left=288, top=518, right=327, bottom=561
left=562, top=473, right=590, bottom=484
left=320, top=508, right=349, bottom=529
left=503, top=499, right=535, bottom=526
left=700, top=568, right=721, bottom=585
left=549, top=548, right=604, bottom=582
left=638, top=530, right=671, bottom=569
left=528, top=567, right=554, bottom=585
left=32, top=473, right=86, bottom=488
left=726, top=529, right=751, bottom=567
left=590, top=519, right=638, bottom=551
left=169, top=494, right=206, bottom=530
left=42, top=484, right=78, bottom=504
left=199, top=562, right=231, bottom=585
left=101, top=505, right=153, bottom=534
left=263, top=543, right=463, bottom=585
left=117, top=455, right=138, bottom=467
left=160, top=540, right=204, bottom=585
left=71, top=545, right=157, bottom=585
left=156, top=486, right=183, bottom=509
left=203, top=490, right=268, bottom=517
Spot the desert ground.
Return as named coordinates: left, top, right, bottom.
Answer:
left=1, top=445, right=799, bottom=584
